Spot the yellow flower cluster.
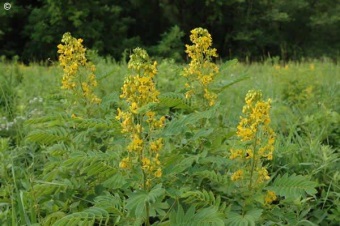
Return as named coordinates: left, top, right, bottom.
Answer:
left=231, top=169, right=244, bottom=181
left=264, top=190, right=277, bottom=204
left=116, top=48, right=165, bottom=188
left=120, top=49, right=159, bottom=109
left=57, top=32, right=101, bottom=104
left=183, top=28, right=219, bottom=107
left=230, top=90, right=276, bottom=189
left=237, top=90, right=275, bottom=160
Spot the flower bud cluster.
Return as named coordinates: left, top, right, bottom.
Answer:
left=183, top=28, right=219, bottom=107
left=57, top=32, right=101, bottom=104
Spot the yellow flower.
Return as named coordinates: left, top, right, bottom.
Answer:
left=127, top=134, right=143, bottom=152
left=257, top=167, right=270, bottom=183
left=229, top=149, right=243, bottom=160
left=154, top=116, right=166, bottom=129
left=142, top=157, right=151, bottom=170
left=230, top=90, right=276, bottom=191
left=130, top=102, right=139, bottom=114
left=117, top=48, right=165, bottom=189
left=183, top=27, right=218, bottom=107
left=264, top=190, right=277, bottom=204
left=231, top=169, right=244, bottom=181
left=154, top=168, right=162, bottom=178
left=119, top=157, right=130, bottom=169
left=245, top=149, right=253, bottom=160
left=57, top=32, right=101, bottom=104
left=150, top=138, right=163, bottom=152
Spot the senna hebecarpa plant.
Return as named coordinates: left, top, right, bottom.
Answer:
left=57, top=32, right=101, bottom=116
left=225, top=90, right=318, bottom=225
left=183, top=27, right=219, bottom=108
left=116, top=48, right=168, bottom=225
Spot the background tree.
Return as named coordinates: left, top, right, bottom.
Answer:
left=0, top=0, right=339, bottom=62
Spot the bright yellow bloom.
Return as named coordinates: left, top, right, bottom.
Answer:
left=57, top=32, right=101, bottom=104
left=116, top=108, right=134, bottom=133
left=257, top=167, right=270, bottom=184
left=127, top=134, right=143, bottom=152
left=119, top=157, right=130, bottom=169
left=229, top=149, right=243, bottom=160
left=117, top=48, right=165, bottom=189
left=154, top=116, right=166, bottom=129
left=237, top=90, right=275, bottom=160
left=142, top=157, right=151, bottom=171
left=154, top=168, right=162, bottom=178
left=264, top=190, right=277, bottom=204
left=231, top=169, right=244, bottom=181
left=150, top=138, right=163, bottom=152
left=230, top=90, right=276, bottom=191
left=245, top=149, right=254, bottom=160
left=183, top=27, right=219, bottom=107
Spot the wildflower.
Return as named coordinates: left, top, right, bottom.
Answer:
left=264, top=190, right=277, bottom=204
left=127, top=134, right=144, bottom=152
left=231, top=169, right=244, bottom=181
left=150, top=138, right=163, bottom=152
left=154, top=168, right=162, bottom=178
left=119, top=157, right=130, bottom=169
left=183, top=28, right=219, bottom=107
left=117, top=48, right=165, bottom=189
left=230, top=90, right=276, bottom=190
left=257, top=167, right=270, bottom=184
left=57, top=32, right=101, bottom=104
left=142, top=157, right=151, bottom=171
left=229, top=149, right=243, bottom=160
left=245, top=149, right=254, bottom=160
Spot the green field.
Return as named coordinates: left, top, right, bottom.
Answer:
left=0, top=47, right=339, bottom=225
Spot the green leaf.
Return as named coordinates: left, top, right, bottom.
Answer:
left=125, top=184, right=165, bottom=218
left=159, top=92, right=192, bottom=110
left=226, top=209, right=263, bottom=226
left=53, top=207, right=109, bottom=226
left=26, top=128, right=68, bottom=144
left=266, top=173, right=318, bottom=199
left=211, top=75, right=249, bottom=92
left=168, top=205, right=224, bottom=226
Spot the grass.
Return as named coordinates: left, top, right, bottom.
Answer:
left=0, top=56, right=339, bottom=225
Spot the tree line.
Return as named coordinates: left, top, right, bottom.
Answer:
left=0, top=0, right=339, bottom=63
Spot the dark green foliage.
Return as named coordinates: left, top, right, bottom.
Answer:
left=149, top=25, right=185, bottom=62
left=266, top=173, right=318, bottom=199
left=0, top=0, right=339, bottom=62
left=0, top=58, right=337, bottom=225
left=166, top=205, right=225, bottom=226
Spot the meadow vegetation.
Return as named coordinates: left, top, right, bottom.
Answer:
left=0, top=28, right=339, bottom=225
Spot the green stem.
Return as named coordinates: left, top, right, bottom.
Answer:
left=142, top=169, right=150, bottom=226
left=248, top=131, right=258, bottom=190
left=145, top=201, right=150, bottom=226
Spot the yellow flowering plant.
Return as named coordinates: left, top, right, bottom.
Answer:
left=57, top=32, right=101, bottom=115
left=116, top=47, right=165, bottom=187
left=229, top=90, right=277, bottom=204
left=116, top=48, right=168, bottom=225
left=183, top=27, right=219, bottom=108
